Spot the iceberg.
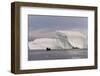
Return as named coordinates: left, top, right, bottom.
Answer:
left=56, top=30, right=86, bottom=49
left=29, top=38, right=57, bottom=50
left=28, top=30, right=87, bottom=50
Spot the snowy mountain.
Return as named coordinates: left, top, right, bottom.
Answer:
left=28, top=30, right=87, bottom=50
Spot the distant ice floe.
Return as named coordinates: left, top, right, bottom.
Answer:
left=28, top=30, right=87, bottom=50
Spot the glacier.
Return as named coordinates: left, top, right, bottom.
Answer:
left=28, top=30, right=87, bottom=50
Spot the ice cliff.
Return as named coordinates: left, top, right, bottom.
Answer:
left=28, top=30, right=87, bottom=50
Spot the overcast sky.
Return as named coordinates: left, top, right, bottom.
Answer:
left=28, top=15, right=88, bottom=39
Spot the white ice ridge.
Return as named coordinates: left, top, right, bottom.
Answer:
left=28, top=30, right=87, bottom=50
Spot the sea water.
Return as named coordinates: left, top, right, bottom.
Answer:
left=28, top=49, right=88, bottom=61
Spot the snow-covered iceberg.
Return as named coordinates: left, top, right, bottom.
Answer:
left=28, top=30, right=87, bottom=50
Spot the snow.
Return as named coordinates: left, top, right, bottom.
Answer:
left=28, top=30, right=87, bottom=50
